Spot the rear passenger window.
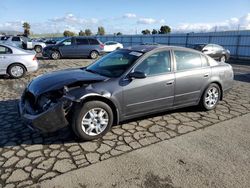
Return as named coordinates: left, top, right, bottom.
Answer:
left=174, top=51, right=202, bottom=71
left=76, top=38, right=89, bottom=45
left=0, top=46, right=12, bottom=54
left=12, top=37, right=21, bottom=41
left=88, top=39, right=99, bottom=45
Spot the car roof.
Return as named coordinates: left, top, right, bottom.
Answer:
left=124, top=45, right=199, bottom=53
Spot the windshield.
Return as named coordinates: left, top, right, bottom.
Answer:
left=86, top=50, right=143, bottom=78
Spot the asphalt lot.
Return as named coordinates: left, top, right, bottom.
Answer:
left=0, top=58, right=250, bottom=187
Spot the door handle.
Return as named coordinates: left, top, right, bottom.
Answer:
left=166, top=80, right=174, bottom=85
left=0, top=56, right=6, bottom=59
left=204, top=73, right=209, bottom=78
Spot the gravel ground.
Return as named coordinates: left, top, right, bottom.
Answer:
left=0, top=58, right=249, bottom=187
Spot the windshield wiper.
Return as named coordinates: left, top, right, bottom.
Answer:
left=85, top=68, right=109, bottom=77
left=85, top=68, right=103, bottom=76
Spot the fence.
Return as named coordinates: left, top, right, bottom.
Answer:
left=96, top=30, right=250, bottom=59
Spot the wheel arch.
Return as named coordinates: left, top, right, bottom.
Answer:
left=90, top=50, right=99, bottom=55
left=7, top=62, right=27, bottom=74
left=202, top=81, right=223, bottom=101
left=80, top=95, right=119, bottom=125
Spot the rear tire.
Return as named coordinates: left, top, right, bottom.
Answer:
left=51, top=51, right=61, bottom=60
left=71, top=101, right=113, bottom=140
left=200, top=83, right=221, bottom=110
left=90, top=51, right=99, bottom=59
left=8, top=64, right=26, bottom=79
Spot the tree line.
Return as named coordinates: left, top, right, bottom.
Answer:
left=141, top=25, right=171, bottom=35
left=18, top=22, right=171, bottom=37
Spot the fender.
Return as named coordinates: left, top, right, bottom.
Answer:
left=68, top=87, right=120, bottom=124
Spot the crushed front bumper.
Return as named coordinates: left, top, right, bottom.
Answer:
left=18, top=100, right=69, bottom=133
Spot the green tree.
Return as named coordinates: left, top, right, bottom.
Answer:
left=63, top=30, right=75, bottom=37
left=141, top=29, right=151, bottom=35
left=79, top=30, right=86, bottom=36
left=152, top=29, right=158, bottom=34
left=85, top=29, right=92, bottom=36
left=97, top=26, right=105, bottom=35
left=23, top=22, right=31, bottom=36
left=159, top=25, right=171, bottom=34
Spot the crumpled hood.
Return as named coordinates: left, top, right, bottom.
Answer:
left=27, top=68, right=108, bottom=96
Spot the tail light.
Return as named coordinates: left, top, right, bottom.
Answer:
left=100, top=44, right=104, bottom=49
left=33, top=56, right=37, bottom=61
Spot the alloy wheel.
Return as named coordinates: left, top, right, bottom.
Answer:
left=81, top=108, right=109, bottom=136
left=10, top=65, right=24, bottom=78
left=205, top=86, right=219, bottom=108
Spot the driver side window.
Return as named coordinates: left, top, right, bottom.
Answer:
left=62, top=38, right=72, bottom=46
left=134, top=51, right=171, bottom=76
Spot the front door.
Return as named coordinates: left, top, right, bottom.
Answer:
left=75, top=38, right=90, bottom=57
left=122, top=50, right=175, bottom=117
left=59, top=38, right=76, bottom=57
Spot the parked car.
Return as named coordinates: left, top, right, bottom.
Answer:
left=19, top=45, right=233, bottom=140
left=104, top=41, right=123, bottom=52
left=0, top=36, right=46, bottom=53
left=0, top=44, right=38, bottom=78
left=44, top=39, right=57, bottom=45
left=42, top=37, right=105, bottom=60
left=192, top=43, right=230, bottom=62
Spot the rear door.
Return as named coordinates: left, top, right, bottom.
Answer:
left=173, top=50, right=211, bottom=106
left=89, top=38, right=101, bottom=53
left=0, top=45, right=12, bottom=73
left=123, top=50, right=175, bottom=116
left=75, top=38, right=90, bottom=57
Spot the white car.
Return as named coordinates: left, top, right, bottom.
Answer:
left=0, top=36, right=46, bottom=53
left=0, top=43, right=39, bottom=78
left=103, top=41, right=123, bottom=52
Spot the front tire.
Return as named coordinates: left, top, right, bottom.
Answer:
left=8, top=64, right=26, bottom=79
left=71, top=101, right=113, bottom=140
left=34, top=45, right=42, bottom=53
left=51, top=51, right=61, bottom=60
left=200, top=83, right=221, bottom=110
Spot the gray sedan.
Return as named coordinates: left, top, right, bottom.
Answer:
left=19, top=45, right=233, bottom=140
left=0, top=44, right=38, bottom=78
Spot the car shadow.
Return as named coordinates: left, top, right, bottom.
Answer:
left=0, top=99, right=203, bottom=147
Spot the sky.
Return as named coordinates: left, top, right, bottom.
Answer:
left=0, top=0, right=250, bottom=34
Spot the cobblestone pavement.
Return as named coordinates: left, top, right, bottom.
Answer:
left=0, top=58, right=250, bottom=188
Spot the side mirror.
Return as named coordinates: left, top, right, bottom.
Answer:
left=202, top=49, right=208, bottom=52
left=128, top=71, right=147, bottom=79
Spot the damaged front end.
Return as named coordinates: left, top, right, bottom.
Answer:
left=18, top=86, right=75, bottom=133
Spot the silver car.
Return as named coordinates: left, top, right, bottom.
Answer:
left=0, top=44, right=38, bottom=78
left=0, top=36, right=46, bottom=53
